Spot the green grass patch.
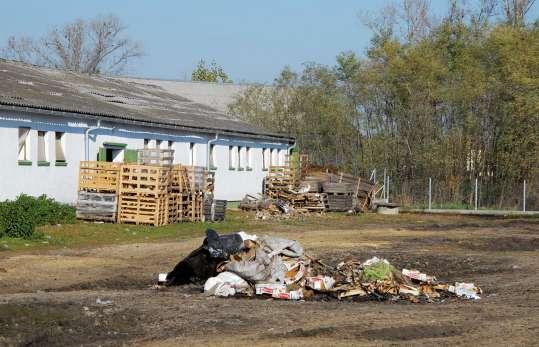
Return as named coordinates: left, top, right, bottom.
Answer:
left=0, top=210, right=522, bottom=253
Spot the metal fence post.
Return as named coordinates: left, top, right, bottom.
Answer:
left=523, top=180, right=527, bottom=212
left=474, top=178, right=478, bottom=211
left=429, top=177, right=433, bottom=210
left=387, top=176, right=390, bottom=203
left=383, top=169, right=387, bottom=201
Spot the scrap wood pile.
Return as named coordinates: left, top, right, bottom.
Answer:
left=241, top=163, right=376, bottom=218
left=161, top=229, right=482, bottom=302
left=77, top=158, right=220, bottom=225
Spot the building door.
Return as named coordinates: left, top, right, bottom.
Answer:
left=98, top=143, right=127, bottom=162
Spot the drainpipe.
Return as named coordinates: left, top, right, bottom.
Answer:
left=84, top=120, right=102, bottom=161
left=206, top=133, right=219, bottom=170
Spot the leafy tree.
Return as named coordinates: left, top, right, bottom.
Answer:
left=229, top=0, right=539, bottom=209
left=191, top=59, right=231, bottom=83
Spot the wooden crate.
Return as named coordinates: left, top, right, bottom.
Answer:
left=137, top=149, right=174, bottom=166
left=79, top=161, right=120, bottom=193
left=76, top=191, right=117, bottom=222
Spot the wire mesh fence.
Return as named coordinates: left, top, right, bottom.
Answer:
left=386, top=176, right=537, bottom=211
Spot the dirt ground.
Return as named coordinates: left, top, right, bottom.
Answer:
left=1, top=214, right=538, bottom=346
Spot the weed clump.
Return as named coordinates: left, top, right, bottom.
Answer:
left=0, top=194, right=75, bottom=239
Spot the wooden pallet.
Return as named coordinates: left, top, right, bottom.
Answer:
left=76, top=191, right=117, bottom=222
left=137, top=148, right=175, bottom=166
left=168, top=192, right=190, bottom=223
left=203, top=197, right=227, bottom=222
left=188, top=192, right=204, bottom=222
left=117, top=192, right=169, bottom=226
left=119, top=164, right=170, bottom=196
left=79, top=161, right=121, bottom=193
left=170, top=165, right=190, bottom=192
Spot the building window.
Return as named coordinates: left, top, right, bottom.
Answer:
left=55, top=132, right=66, bottom=163
left=209, top=144, right=216, bottom=169
left=189, top=142, right=196, bottom=166
left=229, top=146, right=239, bottom=170
left=144, top=139, right=150, bottom=149
left=156, top=139, right=162, bottom=149
left=168, top=140, right=174, bottom=149
left=270, top=148, right=277, bottom=167
left=37, top=131, right=49, bottom=164
left=263, top=148, right=269, bottom=171
left=246, top=147, right=252, bottom=170
left=238, top=147, right=246, bottom=170
left=18, top=127, right=31, bottom=163
left=278, top=149, right=283, bottom=166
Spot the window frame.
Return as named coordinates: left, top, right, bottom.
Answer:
left=246, top=147, right=252, bottom=171
left=229, top=145, right=240, bottom=170
left=263, top=148, right=270, bottom=171
left=37, top=130, right=49, bottom=165
left=209, top=144, right=217, bottom=170
left=55, top=132, right=67, bottom=166
left=18, top=127, right=31, bottom=164
left=189, top=142, right=196, bottom=166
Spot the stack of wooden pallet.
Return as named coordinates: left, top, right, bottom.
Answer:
left=169, top=165, right=214, bottom=222
left=77, top=162, right=121, bottom=222
left=118, top=164, right=171, bottom=226
left=77, top=161, right=215, bottom=225
left=168, top=165, right=190, bottom=223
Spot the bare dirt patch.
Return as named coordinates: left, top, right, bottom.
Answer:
left=0, top=215, right=538, bottom=346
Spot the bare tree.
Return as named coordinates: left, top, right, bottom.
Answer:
left=359, top=3, right=399, bottom=41
left=400, top=0, right=433, bottom=42
left=502, top=0, right=536, bottom=26
left=360, top=0, right=434, bottom=43
left=1, top=15, right=143, bottom=74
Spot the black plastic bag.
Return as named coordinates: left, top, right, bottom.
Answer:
left=203, top=229, right=244, bottom=259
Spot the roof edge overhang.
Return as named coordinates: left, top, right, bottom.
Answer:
left=0, top=101, right=295, bottom=144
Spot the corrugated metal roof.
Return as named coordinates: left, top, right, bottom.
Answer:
left=0, top=59, right=292, bottom=142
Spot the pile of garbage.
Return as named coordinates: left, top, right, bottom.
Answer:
left=161, top=229, right=481, bottom=302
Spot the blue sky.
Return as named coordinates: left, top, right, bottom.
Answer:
left=0, top=1, right=536, bottom=83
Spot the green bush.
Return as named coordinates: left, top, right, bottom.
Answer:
left=0, top=194, right=76, bottom=239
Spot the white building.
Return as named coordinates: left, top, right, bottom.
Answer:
left=0, top=59, right=294, bottom=203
